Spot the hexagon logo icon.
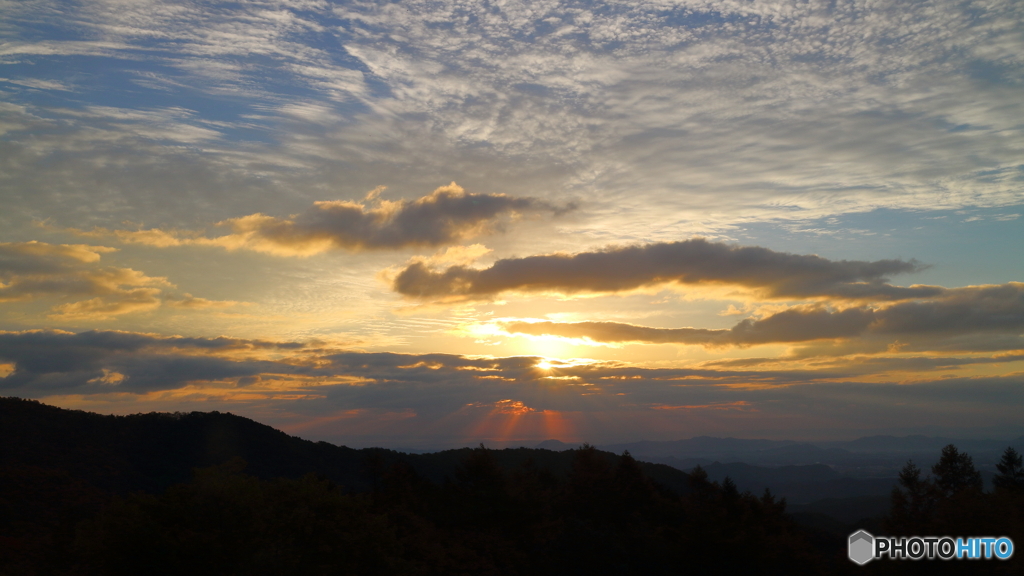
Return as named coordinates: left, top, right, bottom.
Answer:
left=849, top=530, right=874, bottom=565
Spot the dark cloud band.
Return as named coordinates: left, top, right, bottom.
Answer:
left=499, top=283, right=1024, bottom=349
left=3, top=330, right=1023, bottom=444
left=391, top=238, right=932, bottom=300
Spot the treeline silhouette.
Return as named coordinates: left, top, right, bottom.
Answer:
left=2, top=397, right=1021, bottom=574
left=8, top=449, right=820, bottom=575
left=869, top=444, right=1024, bottom=575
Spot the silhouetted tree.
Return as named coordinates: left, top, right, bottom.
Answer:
left=612, top=450, right=651, bottom=507
left=363, top=450, right=386, bottom=495
left=993, top=446, right=1024, bottom=491
left=759, top=487, right=786, bottom=515
left=687, top=465, right=714, bottom=501
left=721, top=476, right=739, bottom=501
left=887, top=459, right=935, bottom=533
left=884, top=445, right=1024, bottom=576
left=454, top=444, right=506, bottom=497
left=450, top=443, right=518, bottom=541
left=931, top=444, right=982, bottom=498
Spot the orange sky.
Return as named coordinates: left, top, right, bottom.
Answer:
left=2, top=0, right=1024, bottom=448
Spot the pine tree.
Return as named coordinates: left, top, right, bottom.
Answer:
left=887, top=459, right=934, bottom=532
left=993, top=446, right=1024, bottom=491
left=721, top=476, right=739, bottom=500
left=931, top=444, right=982, bottom=498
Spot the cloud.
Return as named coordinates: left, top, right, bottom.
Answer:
left=0, top=329, right=990, bottom=400
left=49, top=289, right=165, bottom=320
left=651, top=401, right=754, bottom=412
left=500, top=320, right=730, bottom=346
left=0, top=241, right=114, bottom=274
left=0, top=77, right=72, bottom=91
left=3, top=0, right=1023, bottom=242
left=417, top=244, right=494, bottom=267
left=497, top=282, right=1024, bottom=351
left=165, top=293, right=246, bottom=310
left=0, top=241, right=169, bottom=304
left=0, top=329, right=308, bottom=392
left=3, top=2, right=1023, bottom=445
left=0, top=241, right=239, bottom=319
left=499, top=306, right=874, bottom=348
left=871, top=283, right=1024, bottom=335
left=0, top=329, right=762, bottom=400
left=73, top=184, right=568, bottom=256
left=391, top=238, right=931, bottom=301
left=5, top=330, right=1024, bottom=443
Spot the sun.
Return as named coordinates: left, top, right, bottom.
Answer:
left=536, top=359, right=554, bottom=371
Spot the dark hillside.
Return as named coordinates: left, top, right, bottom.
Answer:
left=1, top=397, right=368, bottom=493
left=1, top=397, right=838, bottom=575
left=1, top=397, right=691, bottom=496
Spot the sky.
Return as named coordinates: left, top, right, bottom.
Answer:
left=2, top=0, right=1023, bottom=449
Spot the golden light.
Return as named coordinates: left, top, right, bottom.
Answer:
left=536, top=359, right=553, bottom=370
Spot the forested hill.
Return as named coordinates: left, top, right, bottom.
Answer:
left=0, top=396, right=691, bottom=495
left=5, top=397, right=830, bottom=575
left=10, top=397, right=1021, bottom=574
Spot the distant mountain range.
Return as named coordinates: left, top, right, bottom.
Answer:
left=537, top=434, right=1024, bottom=477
